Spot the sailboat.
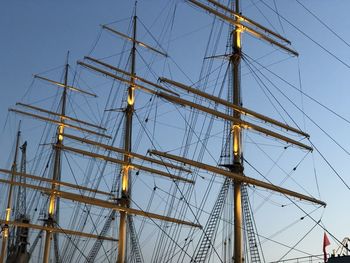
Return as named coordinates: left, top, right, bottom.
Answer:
left=3, top=0, right=348, bottom=262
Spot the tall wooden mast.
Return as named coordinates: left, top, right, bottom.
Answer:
left=232, top=0, right=243, bottom=262
left=0, top=124, right=21, bottom=263
left=117, top=3, right=137, bottom=263
left=43, top=53, right=69, bottom=263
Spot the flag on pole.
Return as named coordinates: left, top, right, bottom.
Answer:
left=323, top=232, right=330, bottom=262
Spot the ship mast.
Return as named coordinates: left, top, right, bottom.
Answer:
left=62, top=1, right=324, bottom=261
left=43, top=53, right=69, bottom=263
left=231, top=0, right=243, bottom=262
left=117, top=3, right=137, bottom=263
left=0, top=124, right=21, bottom=263
left=4, top=34, right=191, bottom=261
left=152, top=1, right=327, bottom=262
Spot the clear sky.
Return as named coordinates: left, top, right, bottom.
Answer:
left=1, top=0, right=350, bottom=262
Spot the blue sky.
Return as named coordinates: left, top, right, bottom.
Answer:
left=1, top=0, right=350, bottom=261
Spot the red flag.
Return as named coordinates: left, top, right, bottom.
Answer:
left=323, top=232, right=330, bottom=262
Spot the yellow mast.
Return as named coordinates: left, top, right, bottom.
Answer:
left=0, top=124, right=21, bottom=263
left=232, top=0, right=243, bottom=262
left=43, top=54, right=69, bottom=263
left=117, top=4, right=137, bottom=263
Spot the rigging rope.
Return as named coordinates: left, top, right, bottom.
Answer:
left=130, top=198, right=196, bottom=261
left=243, top=157, right=348, bottom=252
left=244, top=52, right=350, bottom=158
left=247, top=0, right=280, bottom=34
left=272, top=0, right=285, bottom=34
left=244, top=52, right=350, bottom=127
left=134, top=111, right=224, bottom=262
left=63, top=151, right=113, bottom=262
left=244, top=51, right=350, bottom=200
left=277, top=220, right=319, bottom=261
left=294, top=0, right=350, bottom=49
left=259, top=0, right=350, bottom=69
left=242, top=54, right=297, bottom=127
left=308, top=140, right=350, bottom=191
left=54, top=222, right=90, bottom=262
